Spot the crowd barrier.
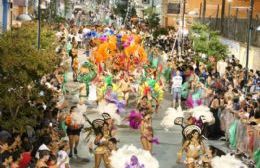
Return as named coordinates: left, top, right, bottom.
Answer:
left=221, top=109, right=260, bottom=157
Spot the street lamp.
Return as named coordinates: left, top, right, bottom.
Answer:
left=245, top=0, right=254, bottom=83
left=181, top=0, right=186, bottom=55
left=257, top=26, right=260, bottom=31
left=37, top=0, right=50, bottom=50
left=9, top=0, right=13, bottom=31
left=227, top=0, right=232, bottom=38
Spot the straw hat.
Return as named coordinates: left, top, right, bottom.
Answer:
left=183, top=125, right=201, bottom=138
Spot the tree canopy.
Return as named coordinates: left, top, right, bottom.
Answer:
left=144, top=7, right=160, bottom=30
left=113, top=2, right=137, bottom=21
left=0, top=23, right=60, bottom=131
left=190, top=23, right=228, bottom=63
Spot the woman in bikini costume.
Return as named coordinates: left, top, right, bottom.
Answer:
left=140, top=113, right=154, bottom=153
left=177, top=125, right=208, bottom=168
left=94, top=120, right=112, bottom=168
left=102, top=113, right=117, bottom=137
left=137, top=96, right=153, bottom=116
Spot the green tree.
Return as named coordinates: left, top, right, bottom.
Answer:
left=113, top=2, right=136, bottom=22
left=153, top=27, right=169, bottom=39
left=144, top=7, right=160, bottom=30
left=0, top=23, right=60, bottom=132
left=190, top=23, right=228, bottom=63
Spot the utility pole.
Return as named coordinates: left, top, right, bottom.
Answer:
left=215, top=4, right=219, bottom=30
left=9, top=0, right=13, bottom=32
left=37, top=0, right=41, bottom=50
left=199, top=2, right=202, bottom=19
left=152, top=0, right=155, bottom=9
left=227, top=0, right=231, bottom=38
left=245, top=0, right=254, bottom=83
left=181, top=0, right=186, bottom=55
left=220, top=0, right=226, bottom=33
left=202, top=0, right=206, bottom=23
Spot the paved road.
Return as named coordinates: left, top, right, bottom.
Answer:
left=65, top=50, right=228, bottom=168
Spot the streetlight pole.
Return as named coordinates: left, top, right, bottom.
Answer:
left=227, top=0, right=232, bottom=38
left=202, top=0, right=206, bottom=23
left=37, top=0, right=41, bottom=50
left=9, top=0, right=13, bottom=32
left=152, top=0, right=155, bottom=9
left=181, top=0, right=186, bottom=55
left=245, top=0, right=254, bottom=82
left=220, top=0, right=226, bottom=34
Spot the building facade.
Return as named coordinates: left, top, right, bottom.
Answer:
left=161, top=0, right=182, bottom=27
left=161, top=0, right=260, bottom=27
left=186, top=0, right=260, bottom=19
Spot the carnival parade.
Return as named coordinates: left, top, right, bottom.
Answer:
left=0, top=0, right=260, bottom=168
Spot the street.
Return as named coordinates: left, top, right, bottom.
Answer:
left=66, top=50, right=227, bottom=168
left=0, top=0, right=259, bottom=168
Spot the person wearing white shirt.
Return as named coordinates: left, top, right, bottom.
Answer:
left=171, top=71, right=183, bottom=108
left=76, top=99, right=87, bottom=114
left=57, top=140, right=70, bottom=168
left=217, top=59, right=228, bottom=77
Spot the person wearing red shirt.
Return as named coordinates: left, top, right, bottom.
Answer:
left=19, top=143, right=32, bottom=168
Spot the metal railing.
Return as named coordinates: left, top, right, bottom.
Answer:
left=195, top=15, right=260, bottom=47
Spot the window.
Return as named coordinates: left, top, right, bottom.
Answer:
left=167, top=3, right=180, bottom=14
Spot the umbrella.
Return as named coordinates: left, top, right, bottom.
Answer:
left=74, top=5, right=83, bottom=10
left=16, top=14, right=32, bottom=21
left=0, top=130, right=12, bottom=143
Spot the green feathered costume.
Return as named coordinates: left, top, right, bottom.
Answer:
left=229, top=120, right=238, bottom=149
left=77, top=62, right=97, bottom=96
left=254, top=149, right=260, bottom=168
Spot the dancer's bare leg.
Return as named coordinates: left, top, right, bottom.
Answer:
left=103, top=153, right=111, bottom=168
left=94, top=154, right=102, bottom=168
left=68, top=135, right=74, bottom=155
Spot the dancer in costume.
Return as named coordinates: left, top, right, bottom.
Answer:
left=77, top=61, right=97, bottom=97
left=138, top=78, right=164, bottom=113
left=65, top=106, right=85, bottom=157
left=186, top=79, right=203, bottom=109
left=161, top=106, right=184, bottom=131
left=94, top=120, right=112, bottom=168
left=140, top=113, right=156, bottom=153
left=109, top=145, right=159, bottom=168
left=79, top=83, right=87, bottom=103
left=118, top=75, right=131, bottom=105
left=102, top=113, right=117, bottom=137
left=70, top=44, right=79, bottom=82
left=82, top=113, right=114, bottom=168
left=97, top=83, right=123, bottom=125
left=137, top=96, right=153, bottom=116
left=176, top=125, right=208, bottom=168
left=72, top=57, right=79, bottom=82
